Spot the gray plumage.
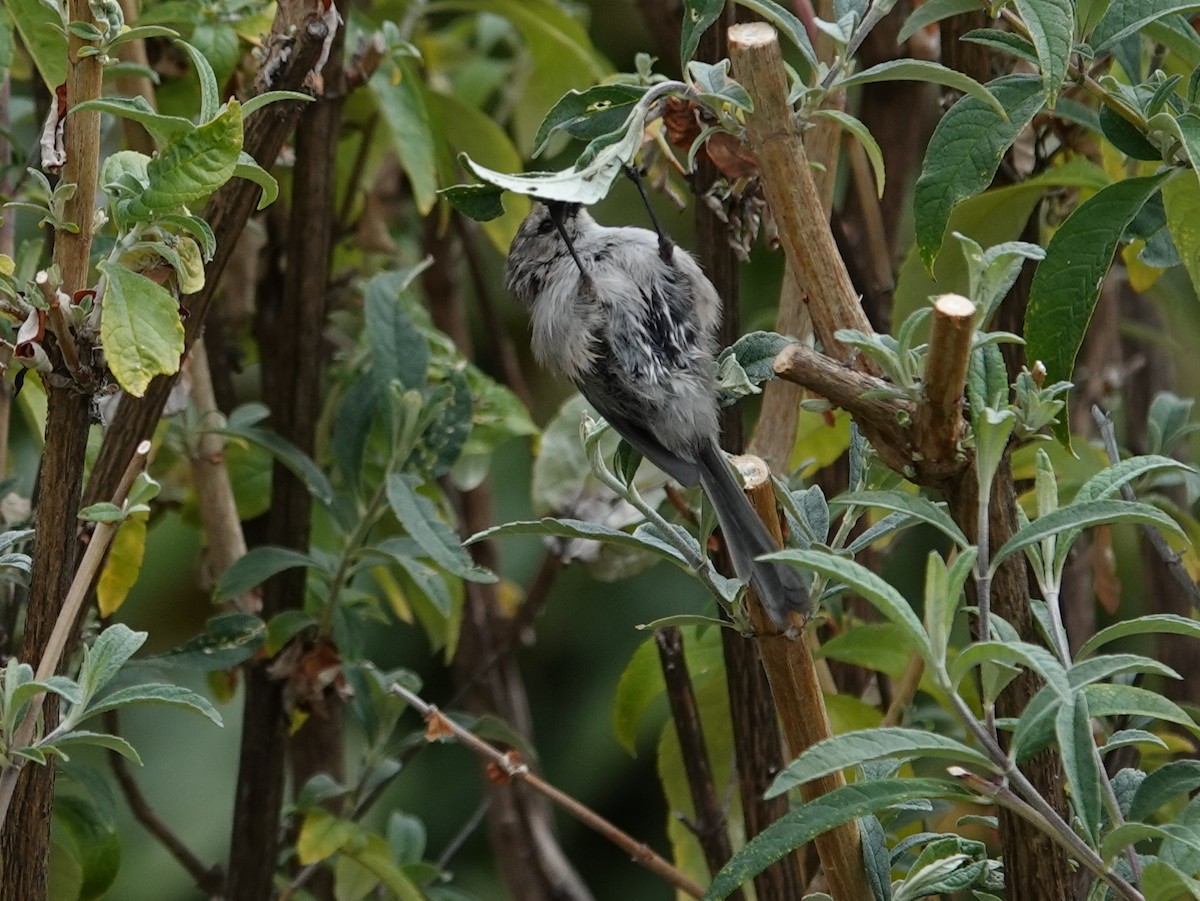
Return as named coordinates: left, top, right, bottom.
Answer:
left=505, top=202, right=811, bottom=626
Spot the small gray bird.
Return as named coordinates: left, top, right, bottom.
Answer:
left=505, top=201, right=810, bottom=627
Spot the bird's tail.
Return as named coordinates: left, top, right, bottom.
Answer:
left=696, top=443, right=811, bottom=627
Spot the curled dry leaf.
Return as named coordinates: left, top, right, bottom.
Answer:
left=662, top=96, right=758, bottom=180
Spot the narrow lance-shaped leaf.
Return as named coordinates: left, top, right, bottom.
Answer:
left=837, top=61, right=1006, bottom=116
left=1090, top=0, right=1200, bottom=51
left=1079, top=613, right=1200, bottom=658
left=914, top=75, right=1046, bottom=269
left=767, top=728, right=997, bottom=798
left=1025, top=171, right=1172, bottom=440
left=1013, top=0, right=1074, bottom=107
left=991, top=498, right=1186, bottom=571
left=897, top=0, right=980, bottom=43
left=1056, top=692, right=1102, bottom=843
left=704, top=779, right=978, bottom=900
left=763, top=548, right=935, bottom=665
left=680, top=0, right=727, bottom=66
left=370, top=54, right=439, bottom=216
left=213, top=546, right=323, bottom=602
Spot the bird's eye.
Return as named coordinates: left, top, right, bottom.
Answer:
left=536, top=216, right=555, bottom=235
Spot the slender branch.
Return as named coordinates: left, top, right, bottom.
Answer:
left=389, top=683, right=707, bottom=899
left=654, top=627, right=740, bottom=891
left=880, top=654, right=924, bottom=728
left=0, top=440, right=150, bottom=826
left=1092, top=405, right=1200, bottom=612
left=104, top=709, right=224, bottom=893
left=772, top=342, right=915, bottom=474
left=186, top=339, right=252, bottom=608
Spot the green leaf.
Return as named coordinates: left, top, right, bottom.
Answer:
left=1067, top=652, right=1180, bottom=687
left=1013, top=0, right=1074, bottom=106
left=1025, top=171, right=1170, bottom=421
left=239, top=90, right=313, bottom=119
left=897, top=0, right=980, bottom=44
left=1131, top=760, right=1200, bottom=822
left=1090, top=0, right=1200, bottom=51
left=371, top=55, right=439, bottom=216
left=1056, top=692, right=1102, bottom=842
left=144, top=612, right=268, bottom=669
left=531, top=84, right=646, bottom=157
left=71, top=97, right=194, bottom=148
left=232, top=151, right=279, bottom=210
left=217, top=407, right=334, bottom=505
left=1080, top=613, right=1200, bottom=658
left=386, top=473, right=497, bottom=583
left=960, top=28, right=1040, bottom=66
left=126, top=100, right=243, bottom=219
left=1074, top=454, right=1192, bottom=504
left=7, top=0, right=65, bottom=89
left=767, top=728, right=996, bottom=798
left=817, top=623, right=915, bottom=680
left=914, top=75, right=1046, bottom=268
left=96, top=260, right=184, bottom=397
left=75, top=625, right=147, bottom=707
left=949, top=639, right=1070, bottom=696
left=925, top=549, right=977, bottom=666
left=831, top=490, right=969, bottom=548
left=1099, top=104, right=1160, bottom=161
left=812, top=109, right=886, bottom=197
left=468, top=516, right=689, bottom=563
left=704, top=779, right=977, bottom=900
left=681, top=0, right=726, bottom=66
left=991, top=499, right=1186, bottom=571
left=1103, top=728, right=1169, bottom=755
left=439, top=184, right=505, bottom=221
left=51, top=795, right=121, bottom=901
left=297, top=808, right=358, bottom=864
left=762, top=548, right=935, bottom=665
left=364, top=274, right=429, bottom=394
left=213, top=546, right=322, bottom=601
left=173, top=37, right=220, bottom=123
left=838, top=61, right=1005, bottom=116
left=77, top=683, right=222, bottom=726
left=1142, top=859, right=1200, bottom=900
left=45, top=730, right=141, bottom=763
left=1165, top=169, right=1200, bottom=300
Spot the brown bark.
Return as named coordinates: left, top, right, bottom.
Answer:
left=0, top=2, right=102, bottom=895
left=225, top=4, right=347, bottom=898
left=654, top=627, right=741, bottom=893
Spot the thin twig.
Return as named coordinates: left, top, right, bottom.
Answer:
left=390, top=682, right=707, bottom=899
left=1092, top=405, right=1200, bottom=612
left=104, top=709, right=224, bottom=893
left=37, top=272, right=85, bottom=386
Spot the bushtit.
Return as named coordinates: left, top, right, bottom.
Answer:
left=505, top=201, right=810, bottom=626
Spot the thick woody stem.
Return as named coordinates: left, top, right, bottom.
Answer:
left=733, top=455, right=872, bottom=901
left=914, top=294, right=975, bottom=470
left=728, top=23, right=874, bottom=363
left=773, top=343, right=915, bottom=474
left=390, top=683, right=706, bottom=900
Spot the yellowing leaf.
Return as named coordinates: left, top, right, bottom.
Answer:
left=97, top=513, right=147, bottom=617
left=176, top=236, right=205, bottom=294
left=296, top=809, right=356, bottom=865
left=1121, top=240, right=1163, bottom=293
left=97, top=261, right=185, bottom=396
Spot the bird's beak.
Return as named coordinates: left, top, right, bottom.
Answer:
left=548, top=203, right=586, bottom=275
